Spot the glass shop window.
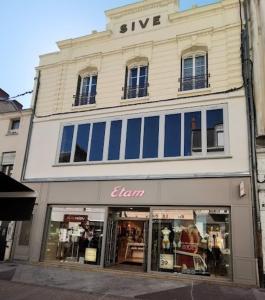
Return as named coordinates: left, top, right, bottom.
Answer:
left=59, top=125, right=74, bottom=163
left=184, top=111, right=202, bottom=156
left=125, top=118, right=142, bottom=159
left=74, top=124, right=90, bottom=162
left=151, top=208, right=231, bottom=278
left=45, top=207, right=105, bottom=265
left=108, top=120, right=122, bottom=161
left=207, top=109, right=224, bottom=153
left=143, top=116, right=159, bottom=159
left=89, top=122, right=106, bottom=161
left=164, top=114, right=181, bottom=157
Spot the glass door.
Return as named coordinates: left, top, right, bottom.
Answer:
left=104, top=218, right=118, bottom=267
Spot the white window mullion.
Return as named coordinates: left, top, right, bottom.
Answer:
left=88, top=75, right=92, bottom=99
left=103, top=121, right=111, bottom=161
left=120, top=119, right=127, bottom=160
left=158, top=115, right=165, bottom=158
left=223, top=106, right=229, bottom=155
left=192, top=55, right=196, bottom=89
left=87, top=123, right=94, bottom=162
left=137, top=66, right=140, bottom=97
left=201, top=109, right=207, bottom=156
left=70, top=125, right=78, bottom=163
left=181, top=112, right=185, bottom=157
left=139, top=117, right=144, bottom=159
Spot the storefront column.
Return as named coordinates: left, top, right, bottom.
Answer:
left=147, top=208, right=153, bottom=272
left=100, top=207, right=109, bottom=268
left=29, top=183, right=49, bottom=263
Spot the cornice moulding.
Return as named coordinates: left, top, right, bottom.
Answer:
left=105, top=0, right=178, bottom=20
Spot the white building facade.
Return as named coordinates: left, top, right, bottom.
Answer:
left=23, top=0, right=257, bottom=285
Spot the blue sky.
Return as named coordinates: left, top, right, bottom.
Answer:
left=1, top=0, right=218, bottom=108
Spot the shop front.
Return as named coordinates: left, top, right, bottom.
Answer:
left=36, top=177, right=256, bottom=285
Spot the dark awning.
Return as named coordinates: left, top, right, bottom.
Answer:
left=0, top=172, right=36, bottom=221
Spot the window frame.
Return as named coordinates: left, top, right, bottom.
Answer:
left=75, top=72, right=98, bottom=106
left=125, top=64, right=149, bottom=99
left=55, top=104, right=229, bottom=165
left=8, top=118, right=20, bottom=134
left=181, top=51, right=208, bottom=91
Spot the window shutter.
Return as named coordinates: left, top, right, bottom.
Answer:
left=123, top=66, right=128, bottom=99
left=75, top=75, right=82, bottom=106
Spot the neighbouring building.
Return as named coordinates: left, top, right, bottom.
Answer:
left=0, top=90, right=35, bottom=262
left=246, top=0, right=265, bottom=283
left=22, top=0, right=258, bottom=286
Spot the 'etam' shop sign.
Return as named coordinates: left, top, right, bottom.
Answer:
left=111, top=186, right=145, bottom=198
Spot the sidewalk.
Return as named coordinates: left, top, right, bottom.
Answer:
left=0, top=262, right=264, bottom=299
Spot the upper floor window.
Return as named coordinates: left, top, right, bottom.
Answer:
left=123, top=58, right=149, bottom=99
left=8, top=119, right=20, bottom=134
left=180, top=52, right=209, bottom=91
left=74, top=70, right=97, bottom=106
left=57, top=106, right=227, bottom=165
left=1, top=152, right=15, bottom=176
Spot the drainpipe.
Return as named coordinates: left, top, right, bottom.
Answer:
left=241, top=0, right=264, bottom=287
left=21, top=70, right=40, bottom=182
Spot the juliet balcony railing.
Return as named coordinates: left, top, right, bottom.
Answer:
left=179, top=74, right=210, bottom=92
left=122, top=83, right=149, bottom=100
left=73, top=93, right=96, bottom=106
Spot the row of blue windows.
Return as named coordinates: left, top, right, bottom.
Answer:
left=58, top=109, right=224, bottom=163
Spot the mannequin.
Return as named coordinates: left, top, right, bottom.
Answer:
left=161, top=227, right=171, bottom=250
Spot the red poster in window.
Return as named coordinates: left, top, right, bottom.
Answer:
left=63, top=215, right=88, bottom=223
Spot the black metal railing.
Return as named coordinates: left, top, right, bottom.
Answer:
left=179, top=74, right=210, bottom=92
left=73, top=93, right=96, bottom=106
left=123, top=84, right=149, bottom=99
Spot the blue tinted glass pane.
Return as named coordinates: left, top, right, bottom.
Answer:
left=143, top=116, right=159, bottom=158
left=130, top=68, right=138, bottom=78
left=59, top=125, right=74, bottom=163
left=89, top=122, right=106, bottom=161
left=195, top=56, right=205, bottom=66
left=164, top=114, right=181, bottom=157
left=92, top=75, right=97, bottom=85
left=91, top=84, right=97, bottom=96
left=207, top=109, right=224, bottom=153
left=184, top=57, right=193, bottom=68
left=140, top=66, right=147, bottom=76
left=139, top=75, right=147, bottom=87
left=125, top=118, right=142, bottom=159
left=108, top=120, right=122, bottom=160
left=81, top=77, right=90, bottom=96
left=184, top=112, right=202, bottom=156
left=74, top=124, right=90, bottom=162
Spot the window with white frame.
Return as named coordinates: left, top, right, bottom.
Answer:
left=123, top=61, right=148, bottom=99
left=74, top=73, right=97, bottom=106
left=8, top=119, right=20, bottom=134
left=57, top=106, right=227, bottom=164
left=180, top=52, right=208, bottom=91
left=1, top=152, right=15, bottom=176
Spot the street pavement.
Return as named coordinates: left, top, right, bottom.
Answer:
left=0, top=263, right=265, bottom=299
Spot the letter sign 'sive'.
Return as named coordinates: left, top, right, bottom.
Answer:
left=120, top=15, right=161, bottom=34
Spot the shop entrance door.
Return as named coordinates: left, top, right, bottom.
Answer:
left=0, top=221, right=15, bottom=261
left=104, top=207, right=149, bottom=272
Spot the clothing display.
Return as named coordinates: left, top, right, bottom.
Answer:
left=151, top=209, right=231, bottom=277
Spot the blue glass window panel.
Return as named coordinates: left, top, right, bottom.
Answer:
left=74, top=124, right=90, bottom=162
left=164, top=114, right=181, bottom=157
left=108, top=120, right=122, bottom=160
left=143, top=116, right=159, bottom=158
left=125, top=118, right=142, bottom=159
left=207, top=109, right=224, bottom=152
left=140, top=66, right=147, bottom=76
left=89, top=122, right=106, bottom=161
left=59, top=125, right=74, bottom=163
left=81, top=77, right=90, bottom=96
left=184, top=111, right=202, bottom=156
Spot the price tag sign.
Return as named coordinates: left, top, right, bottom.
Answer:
left=159, top=254, right=174, bottom=270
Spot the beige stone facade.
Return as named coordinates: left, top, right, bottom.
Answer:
left=22, top=0, right=258, bottom=286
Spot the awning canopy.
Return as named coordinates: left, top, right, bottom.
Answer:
left=0, top=172, right=36, bottom=221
